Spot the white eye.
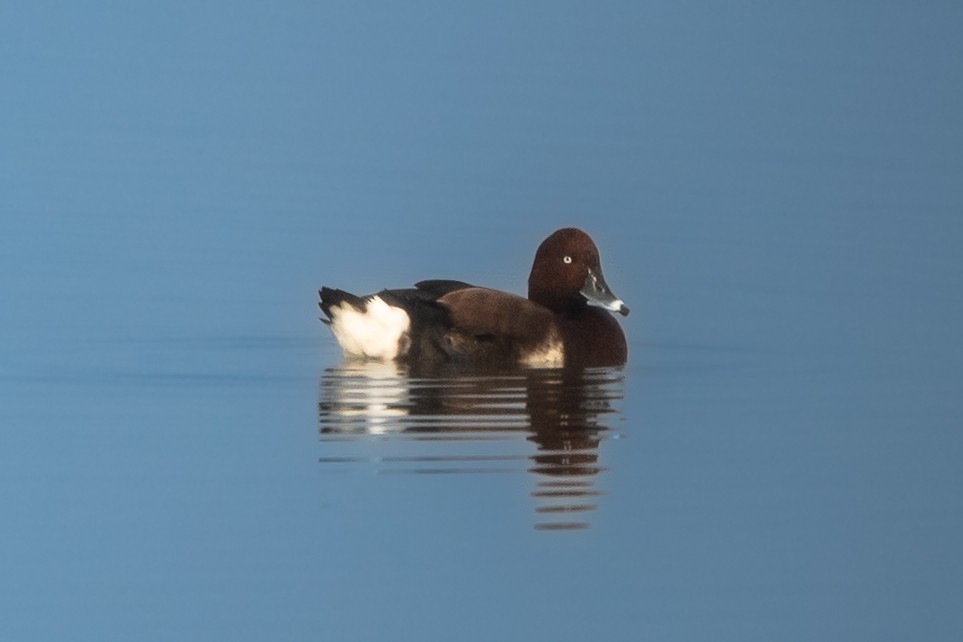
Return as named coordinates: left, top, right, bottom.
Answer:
left=563, top=255, right=573, bottom=264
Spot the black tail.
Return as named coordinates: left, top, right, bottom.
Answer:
left=319, top=280, right=473, bottom=332
left=318, top=287, right=367, bottom=324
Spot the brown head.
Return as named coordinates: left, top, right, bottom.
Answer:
left=527, top=228, right=629, bottom=316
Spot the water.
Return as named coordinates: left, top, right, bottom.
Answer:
left=3, top=2, right=963, bottom=640
left=318, top=364, right=625, bottom=530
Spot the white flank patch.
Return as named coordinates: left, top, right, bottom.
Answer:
left=329, top=296, right=411, bottom=360
left=520, top=328, right=565, bottom=367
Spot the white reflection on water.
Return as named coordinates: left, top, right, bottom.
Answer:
left=318, top=362, right=626, bottom=530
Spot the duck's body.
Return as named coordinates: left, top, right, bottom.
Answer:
left=319, top=228, right=629, bottom=369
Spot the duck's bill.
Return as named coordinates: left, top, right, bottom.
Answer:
left=581, top=268, right=630, bottom=316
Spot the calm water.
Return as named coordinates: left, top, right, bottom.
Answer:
left=3, top=2, right=963, bottom=641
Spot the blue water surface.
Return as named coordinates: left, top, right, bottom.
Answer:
left=2, top=2, right=962, bottom=640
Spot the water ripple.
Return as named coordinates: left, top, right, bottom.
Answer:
left=318, top=362, right=626, bottom=530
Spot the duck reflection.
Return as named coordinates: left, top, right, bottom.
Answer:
left=318, top=362, right=625, bottom=530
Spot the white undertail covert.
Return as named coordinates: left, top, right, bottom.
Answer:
left=329, top=296, right=410, bottom=360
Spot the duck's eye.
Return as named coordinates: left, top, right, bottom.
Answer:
left=563, top=256, right=573, bottom=264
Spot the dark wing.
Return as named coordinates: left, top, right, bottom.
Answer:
left=413, top=279, right=475, bottom=298
left=438, top=287, right=555, bottom=344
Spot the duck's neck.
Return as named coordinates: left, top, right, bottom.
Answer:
left=528, top=286, right=585, bottom=314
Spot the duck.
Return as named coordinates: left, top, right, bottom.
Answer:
left=318, top=227, right=629, bottom=369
